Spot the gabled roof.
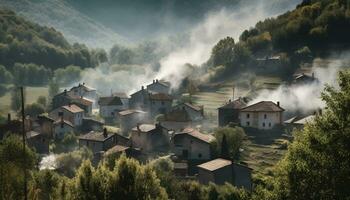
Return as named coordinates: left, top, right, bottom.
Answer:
left=130, top=88, right=148, bottom=97
left=79, top=131, right=114, bottom=142
left=98, top=96, right=123, bottom=106
left=62, top=104, right=84, bottom=113
left=182, top=103, right=203, bottom=112
left=149, top=93, right=173, bottom=101
left=165, top=109, right=191, bottom=122
left=73, top=97, right=93, bottom=106
left=147, top=80, right=170, bottom=88
left=26, top=131, right=41, bottom=139
left=53, top=120, right=74, bottom=127
left=132, top=124, right=156, bottom=132
left=240, top=101, right=284, bottom=112
left=118, top=109, right=146, bottom=116
left=105, top=145, right=130, bottom=155
left=71, top=83, right=96, bottom=92
left=176, top=128, right=215, bottom=144
left=294, top=115, right=315, bottom=125
left=197, top=158, right=232, bottom=171
left=219, top=98, right=247, bottom=109
left=37, top=113, right=55, bottom=122
left=113, top=92, right=129, bottom=99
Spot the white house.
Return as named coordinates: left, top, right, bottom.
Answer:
left=172, top=128, right=215, bottom=160
left=49, top=104, right=84, bottom=127
left=98, top=96, right=125, bottom=118
left=68, top=83, right=97, bottom=101
left=53, top=119, right=74, bottom=139
left=239, top=101, right=284, bottom=130
left=147, top=79, right=170, bottom=94
left=174, top=103, right=204, bottom=121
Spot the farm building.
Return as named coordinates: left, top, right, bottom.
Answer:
left=118, top=109, right=148, bottom=135
left=218, top=98, right=247, bottom=127
left=49, top=104, right=84, bottom=127
left=78, top=128, right=116, bottom=153
left=146, top=79, right=171, bottom=94
left=174, top=103, right=204, bottom=121
left=129, top=86, right=150, bottom=110
left=98, top=96, right=124, bottom=118
left=197, top=158, right=252, bottom=191
left=149, top=93, right=173, bottom=116
left=26, top=131, right=49, bottom=154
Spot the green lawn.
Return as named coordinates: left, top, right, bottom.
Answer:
left=0, top=86, right=48, bottom=114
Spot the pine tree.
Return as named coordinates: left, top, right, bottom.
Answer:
left=220, top=134, right=230, bottom=159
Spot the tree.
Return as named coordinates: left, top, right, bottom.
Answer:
left=220, top=134, right=230, bottom=159
left=30, top=170, right=61, bottom=200
left=10, top=86, right=24, bottom=112
left=0, top=65, right=13, bottom=84
left=53, top=65, right=82, bottom=86
left=36, top=96, right=47, bottom=107
left=48, top=79, right=59, bottom=98
left=272, top=70, right=350, bottom=200
left=212, top=127, right=245, bottom=159
left=25, top=103, right=45, bottom=118
left=211, top=37, right=235, bottom=67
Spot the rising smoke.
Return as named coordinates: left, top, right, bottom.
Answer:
left=251, top=55, right=350, bottom=114
left=80, top=0, right=301, bottom=95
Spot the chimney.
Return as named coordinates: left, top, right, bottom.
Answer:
left=137, top=123, right=141, bottom=131
left=80, top=95, right=83, bottom=99
left=141, top=86, right=144, bottom=90
left=312, top=72, right=315, bottom=78
left=156, top=79, right=159, bottom=83
left=103, top=128, right=108, bottom=138
left=7, top=113, right=11, bottom=123
left=277, top=101, right=280, bottom=107
left=83, top=82, right=85, bottom=85
left=153, top=79, right=155, bottom=83
left=64, top=89, right=67, bottom=95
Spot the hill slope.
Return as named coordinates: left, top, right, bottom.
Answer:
left=0, top=0, right=127, bottom=49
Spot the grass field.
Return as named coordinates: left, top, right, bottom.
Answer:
left=0, top=86, right=48, bottom=114
left=193, top=77, right=288, bottom=176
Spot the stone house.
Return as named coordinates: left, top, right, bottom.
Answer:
left=78, top=128, right=116, bottom=153
left=149, top=93, right=173, bottom=117
left=26, top=131, right=49, bottom=154
left=36, top=114, right=54, bottom=139
left=146, top=79, right=170, bottom=94
left=129, top=86, right=150, bottom=110
left=52, top=90, right=75, bottom=109
left=197, top=158, right=252, bottom=191
left=81, top=118, right=104, bottom=132
left=98, top=96, right=124, bottom=118
left=239, top=101, right=284, bottom=130
left=131, top=123, right=170, bottom=152
left=53, top=119, right=74, bottom=139
left=68, top=83, right=97, bottom=103
left=174, top=103, right=204, bottom=121
left=118, top=109, right=148, bottom=135
left=172, top=128, right=215, bottom=160
left=113, top=92, right=129, bottom=108
left=49, top=104, right=84, bottom=127
left=284, top=114, right=316, bottom=130
left=72, top=97, right=93, bottom=116
left=218, top=98, right=247, bottom=127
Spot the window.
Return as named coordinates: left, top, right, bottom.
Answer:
left=246, top=122, right=250, bottom=126
left=269, top=123, right=271, bottom=127
left=190, top=140, right=193, bottom=144
left=246, top=114, right=250, bottom=118
left=263, top=123, right=265, bottom=127
left=198, top=153, right=202, bottom=158
left=61, top=123, right=64, bottom=128
left=161, top=101, right=165, bottom=105
left=264, top=114, right=267, bottom=119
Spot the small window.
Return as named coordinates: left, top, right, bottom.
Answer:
left=247, top=114, right=250, bottom=118
left=161, top=101, right=165, bottom=105
left=190, top=140, right=193, bottom=144
left=263, top=123, right=265, bottom=127
left=269, top=123, right=271, bottom=127
left=264, top=114, right=267, bottom=119
left=198, top=153, right=202, bottom=158
left=246, top=121, right=250, bottom=126
left=61, top=123, right=64, bottom=128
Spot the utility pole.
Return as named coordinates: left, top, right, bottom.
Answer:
left=20, top=87, right=27, bottom=200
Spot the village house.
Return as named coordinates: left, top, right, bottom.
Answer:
left=71, top=97, right=93, bottom=116
left=118, top=109, right=148, bottom=135
left=149, top=93, right=173, bottom=116
left=68, top=83, right=97, bottom=102
left=113, top=92, right=129, bottom=108
left=284, top=114, right=316, bottom=130
left=197, top=158, right=252, bottom=191
left=81, top=118, right=104, bottom=132
left=129, top=86, right=150, bottom=110
left=174, top=162, right=189, bottom=177
left=172, top=128, right=215, bottom=160
left=174, top=103, right=204, bottom=121
left=293, top=73, right=318, bottom=85
left=239, top=101, right=284, bottom=130
left=26, top=131, right=49, bottom=154
left=78, top=128, right=116, bottom=153
left=52, top=89, right=75, bottom=109
left=146, top=79, right=171, bottom=94
left=218, top=98, right=247, bottom=127
left=104, top=145, right=131, bottom=157
left=98, top=96, right=125, bottom=118
left=53, top=118, right=74, bottom=139
left=49, top=104, right=84, bottom=127
left=36, top=114, right=55, bottom=139
left=131, top=123, right=170, bottom=152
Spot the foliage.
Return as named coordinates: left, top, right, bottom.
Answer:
left=36, top=96, right=47, bottom=107
left=10, top=85, right=23, bottom=111
left=54, top=65, right=82, bottom=86
left=30, top=170, right=61, bottom=200
left=52, top=132, right=78, bottom=153
left=271, top=70, right=350, bottom=200
left=211, top=127, right=246, bottom=159
left=48, top=79, right=59, bottom=98
left=25, top=103, right=45, bottom=118
left=0, top=9, right=102, bottom=70
left=0, top=65, right=13, bottom=84
left=0, top=135, right=37, bottom=199
left=12, top=63, right=51, bottom=86
left=205, top=183, right=250, bottom=200
left=211, top=37, right=235, bottom=67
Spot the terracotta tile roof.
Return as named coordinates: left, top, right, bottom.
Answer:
left=176, top=128, right=215, bottom=143
left=183, top=103, right=203, bottom=112
left=62, top=104, right=84, bottom=113
left=197, top=158, right=232, bottom=171
left=53, top=120, right=73, bottom=127
left=98, top=96, right=123, bottom=106
left=79, top=131, right=114, bottom=142
left=132, top=124, right=156, bottom=132
left=219, top=98, right=247, bottom=109
left=113, top=92, right=129, bottom=99
left=105, top=145, right=130, bottom=155
left=240, top=101, right=284, bottom=112
left=73, top=97, right=93, bottom=106
left=150, top=93, right=173, bottom=101
left=118, top=109, right=146, bottom=116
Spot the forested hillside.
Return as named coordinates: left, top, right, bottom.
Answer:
left=209, top=0, right=350, bottom=80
